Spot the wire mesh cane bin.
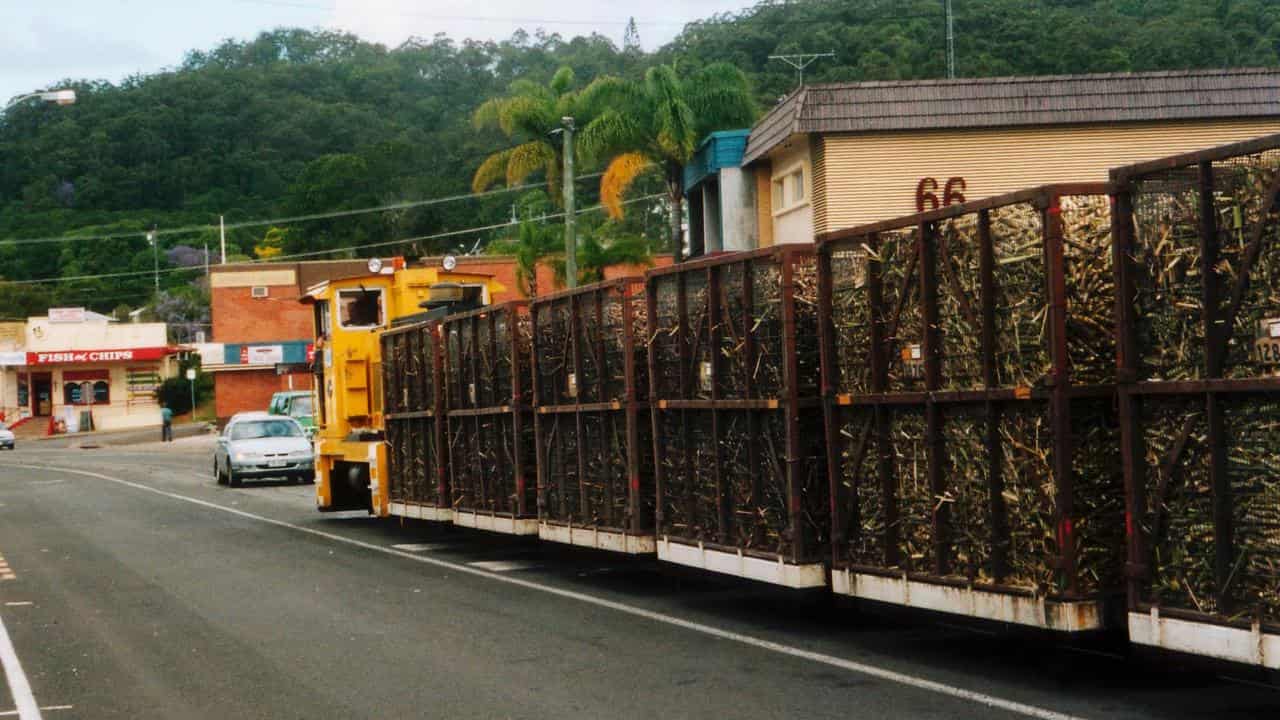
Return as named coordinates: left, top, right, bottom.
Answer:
left=382, top=318, right=452, bottom=521
left=531, top=277, right=655, bottom=553
left=818, top=184, right=1123, bottom=630
left=1112, top=134, right=1280, bottom=668
left=646, top=247, right=828, bottom=588
left=443, top=301, right=537, bottom=534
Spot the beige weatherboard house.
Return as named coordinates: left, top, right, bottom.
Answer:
left=741, top=68, right=1280, bottom=244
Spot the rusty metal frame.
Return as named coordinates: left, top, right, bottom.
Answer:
left=1112, top=139, right=1280, bottom=631
left=530, top=277, right=653, bottom=544
left=382, top=319, right=449, bottom=513
left=646, top=245, right=828, bottom=570
left=819, top=183, right=1119, bottom=603
left=442, top=300, right=535, bottom=521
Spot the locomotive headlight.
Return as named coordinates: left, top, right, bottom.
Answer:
left=366, top=257, right=383, bottom=274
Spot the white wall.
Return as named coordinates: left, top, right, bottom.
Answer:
left=719, top=167, right=757, bottom=251
left=26, top=317, right=167, bottom=351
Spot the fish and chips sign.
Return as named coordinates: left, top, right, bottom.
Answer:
left=27, top=347, right=172, bottom=365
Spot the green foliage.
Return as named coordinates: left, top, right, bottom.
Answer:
left=155, top=353, right=213, bottom=415
left=0, top=4, right=1276, bottom=312
left=579, top=61, right=757, bottom=255
left=485, top=217, right=562, bottom=296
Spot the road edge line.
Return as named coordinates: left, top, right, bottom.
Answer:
left=0, top=609, right=41, bottom=720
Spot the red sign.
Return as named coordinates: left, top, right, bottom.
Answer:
left=306, top=343, right=315, bottom=363
left=27, top=347, right=173, bottom=365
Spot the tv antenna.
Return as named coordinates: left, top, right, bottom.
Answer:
left=768, top=52, right=835, bottom=88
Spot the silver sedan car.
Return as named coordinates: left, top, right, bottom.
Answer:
left=214, top=414, right=314, bottom=487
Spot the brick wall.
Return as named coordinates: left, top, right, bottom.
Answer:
left=214, top=369, right=312, bottom=425
left=211, top=286, right=313, bottom=343
left=603, top=254, right=675, bottom=281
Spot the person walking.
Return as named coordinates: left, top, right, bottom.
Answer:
left=160, top=403, right=174, bottom=442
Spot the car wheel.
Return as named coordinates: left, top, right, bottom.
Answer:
left=298, top=472, right=314, bottom=485
left=229, top=469, right=242, bottom=488
left=215, top=460, right=225, bottom=485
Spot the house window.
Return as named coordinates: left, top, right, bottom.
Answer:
left=93, top=381, right=110, bottom=404
left=771, top=165, right=809, bottom=214
left=337, top=288, right=384, bottom=329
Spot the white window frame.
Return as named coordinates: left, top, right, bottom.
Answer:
left=771, top=160, right=810, bottom=217
left=336, top=287, right=387, bottom=330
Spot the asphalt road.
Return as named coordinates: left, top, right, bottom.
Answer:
left=0, top=438, right=1277, bottom=719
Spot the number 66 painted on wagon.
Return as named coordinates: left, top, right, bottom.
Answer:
left=915, top=177, right=967, bottom=212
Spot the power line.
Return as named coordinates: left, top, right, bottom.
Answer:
left=0, top=193, right=664, bottom=286
left=0, top=172, right=605, bottom=249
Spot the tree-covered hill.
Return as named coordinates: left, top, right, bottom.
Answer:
left=2, top=0, right=1278, bottom=317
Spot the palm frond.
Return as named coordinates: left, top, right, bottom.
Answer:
left=654, top=97, right=697, bottom=162
left=577, top=109, right=642, bottom=164
left=686, top=63, right=757, bottom=133
left=506, top=78, right=555, bottom=105
left=576, top=75, right=640, bottom=116
left=472, top=148, right=513, bottom=193
left=644, top=64, right=683, bottom=107
left=549, top=66, right=576, bottom=96
left=600, top=152, right=654, bottom=219
left=502, top=95, right=557, bottom=138
left=472, top=97, right=510, bottom=133
left=506, top=141, right=555, bottom=187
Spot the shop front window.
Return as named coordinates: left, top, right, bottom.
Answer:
left=17, top=378, right=28, bottom=407
left=65, top=383, right=83, bottom=405
left=93, top=381, right=110, bottom=404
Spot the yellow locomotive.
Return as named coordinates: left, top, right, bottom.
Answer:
left=302, top=256, right=503, bottom=515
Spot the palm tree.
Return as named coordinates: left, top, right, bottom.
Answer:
left=471, top=67, right=582, bottom=201
left=578, top=62, right=757, bottom=258
left=485, top=220, right=561, bottom=298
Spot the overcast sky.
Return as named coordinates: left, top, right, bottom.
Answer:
left=2, top=0, right=751, bottom=103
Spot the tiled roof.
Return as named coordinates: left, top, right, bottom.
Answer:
left=742, top=68, right=1280, bottom=164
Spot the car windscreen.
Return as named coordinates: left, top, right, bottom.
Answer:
left=230, top=420, right=302, bottom=441
left=289, top=396, right=313, bottom=417
left=0, top=422, right=7, bottom=431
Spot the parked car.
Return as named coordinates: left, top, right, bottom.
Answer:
left=214, top=414, right=314, bottom=488
left=0, top=422, right=14, bottom=450
left=268, top=390, right=315, bottom=436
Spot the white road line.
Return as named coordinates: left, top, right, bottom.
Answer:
left=0, top=706, right=72, bottom=717
left=466, top=560, right=539, bottom=572
left=0, top=610, right=41, bottom=720
left=8, top=463, right=1084, bottom=720
left=389, top=543, right=449, bottom=552
left=1, top=604, right=31, bottom=608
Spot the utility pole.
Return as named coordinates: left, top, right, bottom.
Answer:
left=768, top=52, right=835, bottom=89
left=147, top=228, right=159, bottom=296
left=219, top=215, right=227, bottom=264
left=560, top=116, right=577, bottom=289
left=946, top=0, right=956, bottom=79
left=204, top=243, right=210, bottom=283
